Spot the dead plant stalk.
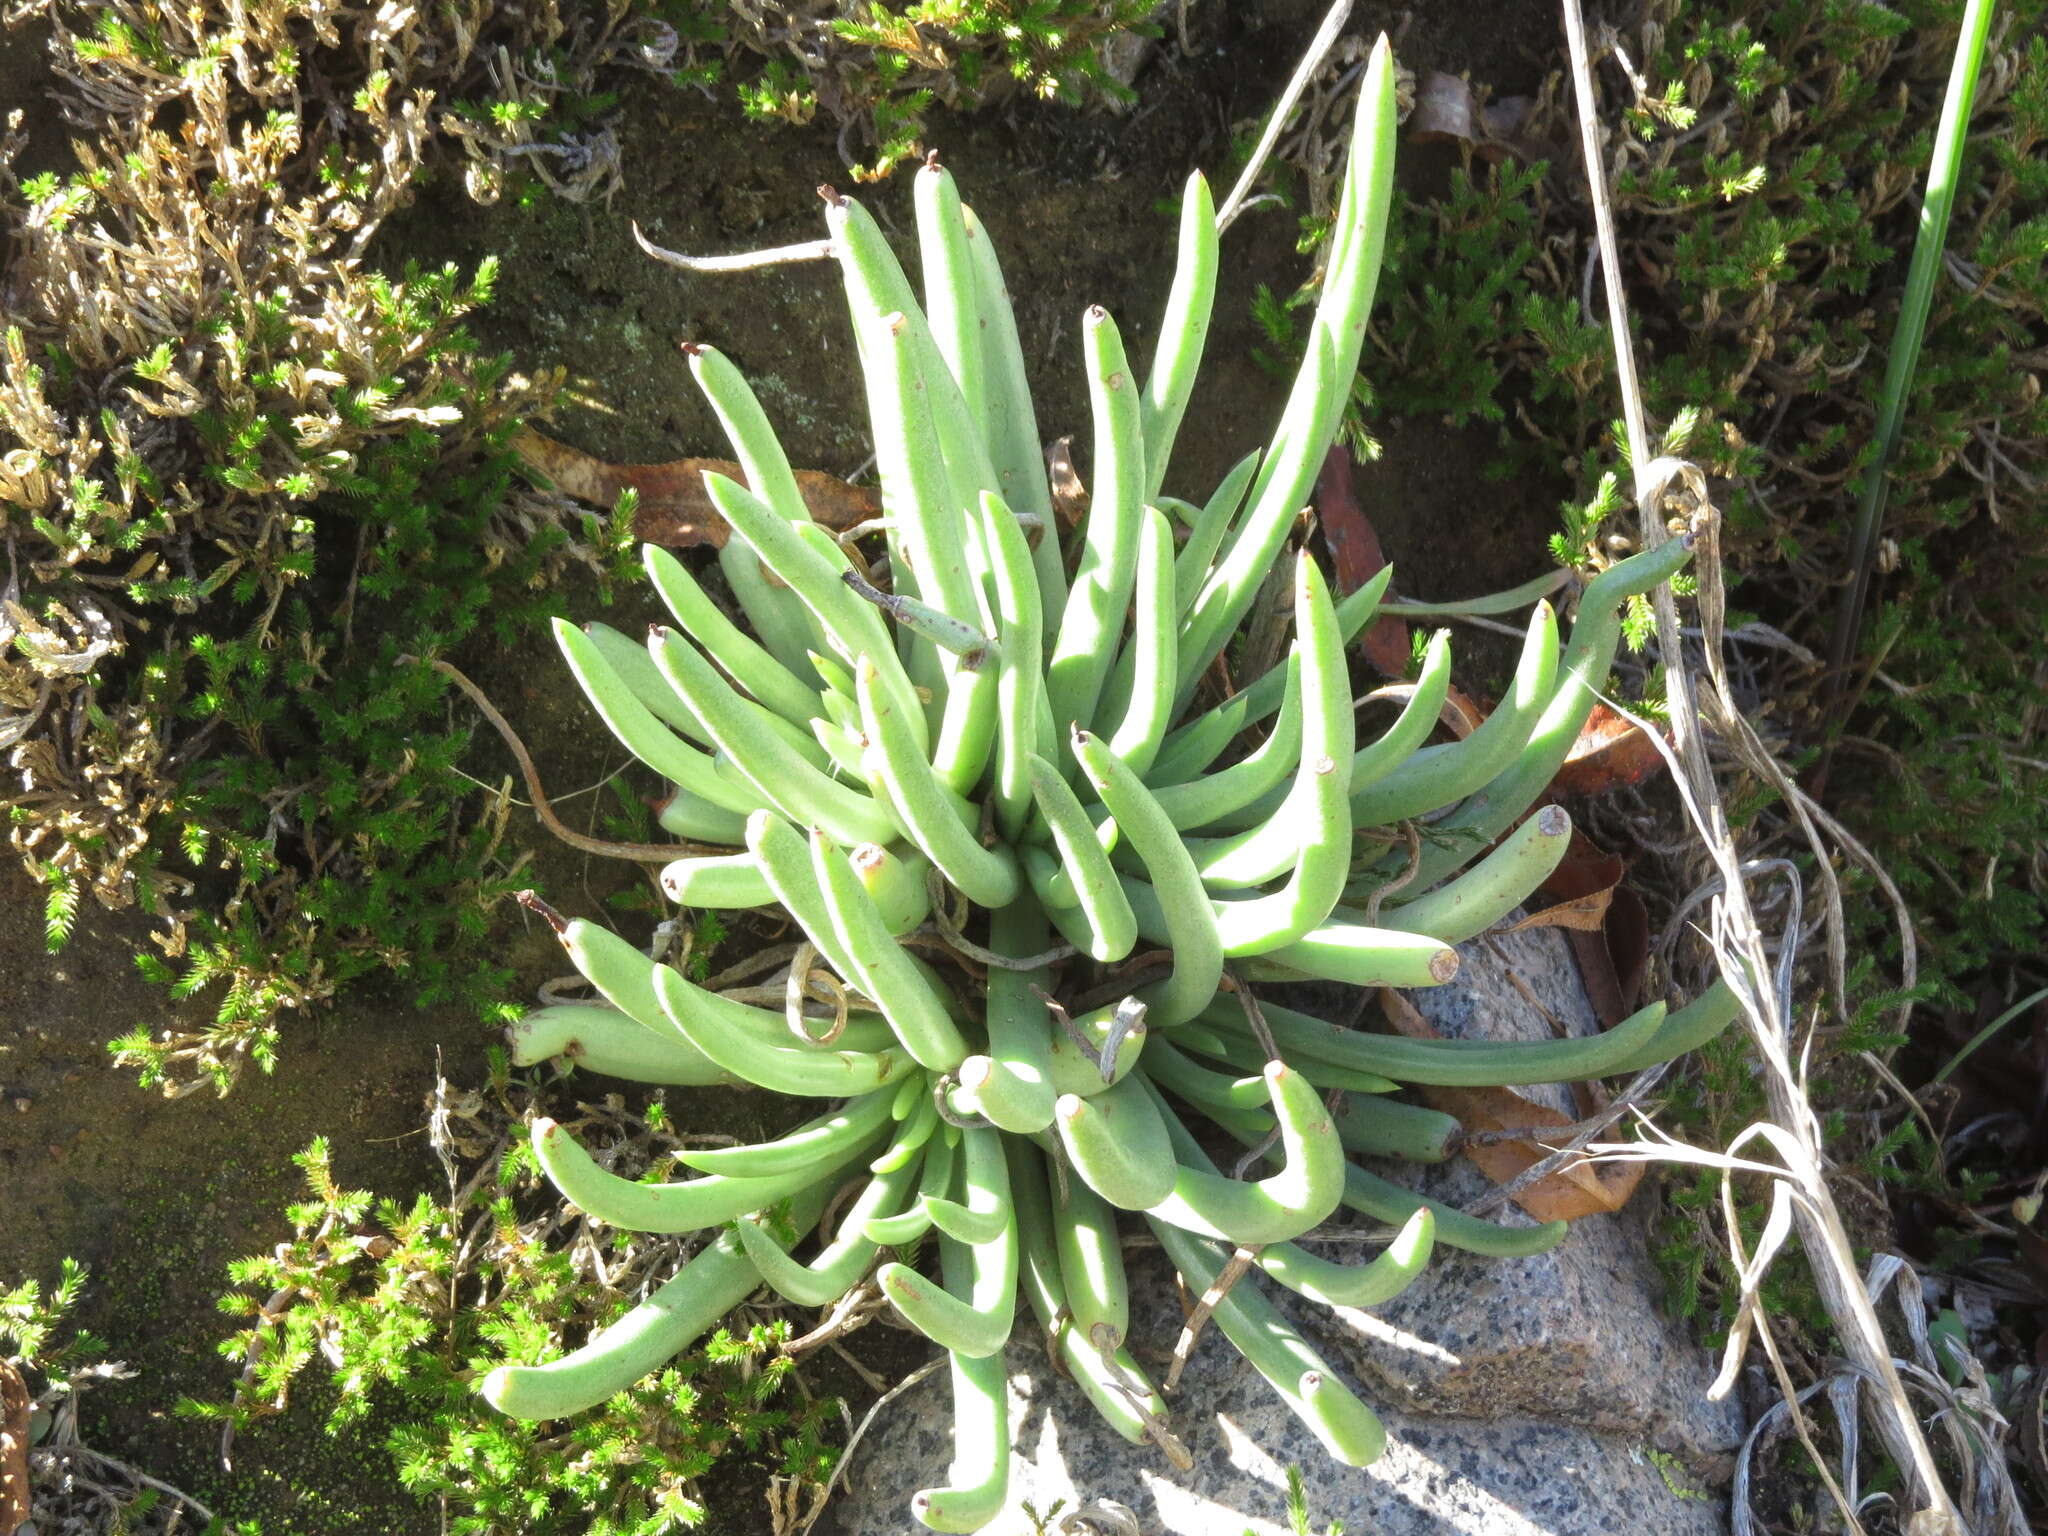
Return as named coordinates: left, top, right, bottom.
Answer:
left=1559, top=2, right=1968, bottom=1532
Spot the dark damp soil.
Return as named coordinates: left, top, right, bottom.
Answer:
left=1, top=1, right=1567, bottom=1531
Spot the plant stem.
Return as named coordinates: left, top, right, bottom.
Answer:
left=1822, top=0, right=1999, bottom=729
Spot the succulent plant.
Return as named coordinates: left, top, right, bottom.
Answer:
left=480, top=36, right=1737, bottom=1532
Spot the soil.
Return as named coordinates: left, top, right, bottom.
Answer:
left=0, top=1, right=1569, bottom=1531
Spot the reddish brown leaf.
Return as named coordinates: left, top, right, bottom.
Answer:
left=1561, top=909, right=1628, bottom=1028
left=1539, top=828, right=1623, bottom=903
left=1438, top=684, right=1487, bottom=739
left=1379, top=989, right=1644, bottom=1220
left=1314, top=445, right=1408, bottom=676
left=1535, top=826, right=1648, bottom=1021
left=1359, top=678, right=1484, bottom=740
left=512, top=427, right=881, bottom=550
left=1601, top=884, right=1651, bottom=1015
left=1549, top=702, right=1671, bottom=797
left=1456, top=1097, right=1644, bottom=1221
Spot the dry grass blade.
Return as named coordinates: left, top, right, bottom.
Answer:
left=795, top=1356, right=944, bottom=1536
left=1213, top=0, right=1354, bottom=233
left=1558, top=2, right=1976, bottom=1530
left=419, top=656, right=717, bottom=864
left=631, top=222, right=835, bottom=272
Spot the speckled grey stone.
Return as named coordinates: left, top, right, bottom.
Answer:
left=1297, top=923, right=1746, bottom=1459
left=827, top=1313, right=1727, bottom=1536
left=824, top=921, right=1740, bottom=1536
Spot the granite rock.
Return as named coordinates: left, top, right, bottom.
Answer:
left=825, top=921, right=1741, bottom=1535
left=829, top=1260, right=1729, bottom=1536
left=1312, top=923, right=1745, bottom=1458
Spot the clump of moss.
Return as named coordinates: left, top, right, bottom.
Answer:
left=0, top=0, right=1180, bottom=1093
left=423, top=2, right=1170, bottom=199
left=187, top=1061, right=839, bottom=1534
left=1280, top=0, right=2046, bottom=1449
left=0, top=0, right=640, bottom=1092
left=1338, top=0, right=2047, bottom=1004
left=643, top=1, right=1165, bottom=181
left=5, top=1258, right=249, bottom=1533
left=1229, top=0, right=2045, bottom=1428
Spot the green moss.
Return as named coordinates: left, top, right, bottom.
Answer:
left=185, top=1074, right=839, bottom=1534
left=1353, top=0, right=2048, bottom=1007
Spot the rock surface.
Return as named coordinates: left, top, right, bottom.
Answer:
left=825, top=923, right=1741, bottom=1536
left=1343, top=923, right=1746, bottom=1462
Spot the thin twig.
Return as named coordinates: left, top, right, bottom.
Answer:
left=1231, top=975, right=1279, bottom=1061
left=1092, top=1348, right=1194, bottom=1470
left=1459, top=1059, right=1672, bottom=1218
left=415, top=655, right=710, bottom=863
left=1229, top=1126, right=1283, bottom=1182
left=927, top=870, right=1077, bottom=968
left=796, top=1357, right=945, bottom=1536
left=1214, top=0, right=1355, bottom=233
left=781, top=1282, right=886, bottom=1360
left=1165, top=1245, right=1261, bottom=1392
left=784, top=945, right=852, bottom=1046
left=1068, top=953, right=1174, bottom=1015
left=1361, top=820, right=1422, bottom=923
left=37, top=1443, right=220, bottom=1525
left=931, top=1070, right=994, bottom=1131
left=702, top=941, right=804, bottom=992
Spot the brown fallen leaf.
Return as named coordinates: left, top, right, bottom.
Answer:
left=1356, top=679, right=1487, bottom=747
left=1408, top=71, right=1546, bottom=164
left=1494, top=885, right=1613, bottom=934
left=1540, top=830, right=1622, bottom=903
left=1314, top=445, right=1409, bottom=677
left=1045, top=436, right=1088, bottom=529
left=1598, top=884, right=1650, bottom=1015
left=511, top=427, right=881, bottom=549
left=1438, top=683, right=1487, bottom=739
left=1, top=1357, right=28, bottom=1536
left=1536, top=825, right=1648, bottom=1019
left=1379, top=987, right=1644, bottom=1221
left=1549, top=701, right=1671, bottom=797
left=1450, top=1091, right=1643, bottom=1221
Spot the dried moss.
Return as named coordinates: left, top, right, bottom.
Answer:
left=0, top=0, right=615, bottom=1090
left=0, top=0, right=1177, bottom=1093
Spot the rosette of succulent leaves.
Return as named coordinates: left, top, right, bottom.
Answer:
left=484, top=37, right=1737, bottom=1533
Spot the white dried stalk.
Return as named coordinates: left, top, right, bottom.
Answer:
left=1558, top=2, right=1972, bottom=1531
left=1213, top=0, right=1354, bottom=234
